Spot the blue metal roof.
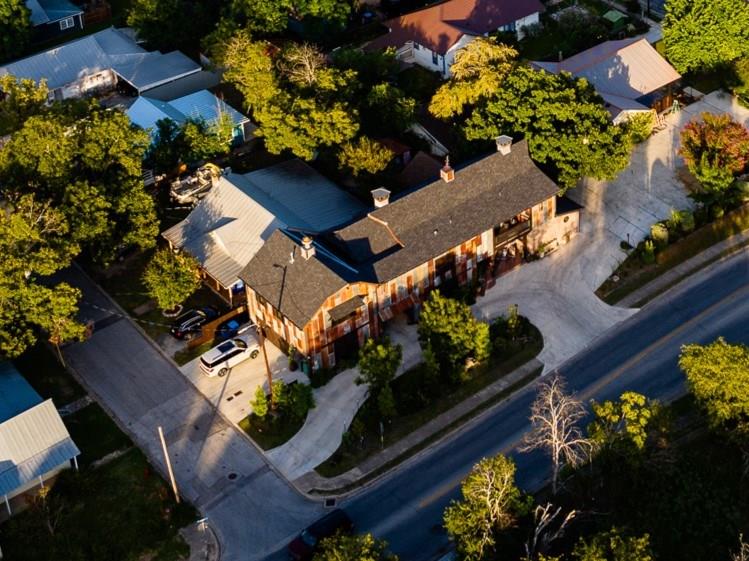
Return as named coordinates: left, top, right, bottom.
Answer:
left=0, top=362, right=42, bottom=423
left=36, top=0, right=82, bottom=23
left=126, top=90, right=249, bottom=141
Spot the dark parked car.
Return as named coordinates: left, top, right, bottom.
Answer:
left=214, top=311, right=251, bottom=341
left=169, top=307, right=219, bottom=339
left=288, top=509, right=353, bottom=560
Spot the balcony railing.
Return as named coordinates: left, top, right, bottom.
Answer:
left=494, top=219, right=531, bottom=247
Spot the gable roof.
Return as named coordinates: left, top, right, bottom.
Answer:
left=27, top=0, right=82, bottom=26
left=239, top=230, right=357, bottom=328
left=330, top=139, right=558, bottom=283
left=240, top=140, right=559, bottom=327
left=0, top=363, right=42, bottom=423
left=126, top=90, right=251, bottom=140
left=0, top=27, right=201, bottom=93
left=368, top=0, right=544, bottom=55
left=532, top=38, right=681, bottom=100
left=163, top=161, right=364, bottom=288
left=0, top=399, right=79, bottom=497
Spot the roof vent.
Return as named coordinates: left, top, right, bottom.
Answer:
left=301, top=236, right=315, bottom=260
left=495, top=135, right=513, bottom=155
left=371, top=187, right=391, bottom=208
left=440, top=156, right=455, bottom=183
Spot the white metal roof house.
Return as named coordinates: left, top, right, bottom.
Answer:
left=126, top=90, right=256, bottom=144
left=162, top=160, right=365, bottom=304
left=26, top=0, right=84, bottom=40
left=0, top=27, right=201, bottom=101
left=0, top=362, right=79, bottom=516
left=532, top=37, right=681, bottom=123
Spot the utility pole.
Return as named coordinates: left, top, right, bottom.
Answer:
left=257, top=324, right=274, bottom=410
left=158, top=426, right=180, bottom=504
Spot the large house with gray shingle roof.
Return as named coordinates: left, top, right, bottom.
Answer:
left=240, top=138, right=581, bottom=370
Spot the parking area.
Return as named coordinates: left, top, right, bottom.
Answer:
left=179, top=339, right=308, bottom=425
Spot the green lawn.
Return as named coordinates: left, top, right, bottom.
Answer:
left=65, top=403, right=133, bottom=466
left=316, top=322, right=543, bottom=478
left=12, top=343, right=85, bottom=406
left=2, top=449, right=196, bottom=561
left=239, top=413, right=306, bottom=450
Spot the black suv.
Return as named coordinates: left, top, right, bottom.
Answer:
left=169, top=307, right=219, bottom=339
left=287, top=509, right=354, bottom=560
left=213, top=311, right=251, bottom=341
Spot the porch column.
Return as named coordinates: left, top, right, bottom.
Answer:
left=73, top=456, right=79, bottom=471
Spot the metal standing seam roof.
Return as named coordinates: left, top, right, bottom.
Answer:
left=0, top=399, right=80, bottom=497
left=0, top=362, right=43, bottom=423
left=34, top=0, right=83, bottom=23
left=126, top=90, right=251, bottom=140
left=162, top=161, right=364, bottom=288
left=0, top=27, right=201, bottom=93
left=532, top=38, right=681, bottom=100
left=26, top=0, right=51, bottom=25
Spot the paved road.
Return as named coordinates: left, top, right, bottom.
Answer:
left=334, top=251, right=749, bottom=561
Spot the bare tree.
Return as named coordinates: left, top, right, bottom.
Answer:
left=277, top=43, right=326, bottom=87
left=522, top=374, right=591, bottom=494
left=525, top=503, right=576, bottom=560
left=732, top=534, right=749, bottom=561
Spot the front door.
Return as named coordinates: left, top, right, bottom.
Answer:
left=333, top=330, right=359, bottom=363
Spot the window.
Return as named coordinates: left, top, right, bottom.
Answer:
left=432, top=51, right=439, bottom=65
left=59, top=17, right=75, bottom=30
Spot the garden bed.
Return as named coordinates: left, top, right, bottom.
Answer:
left=315, top=318, right=543, bottom=478
left=597, top=203, right=749, bottom=304
left=239, top=413, right=306, bottom=451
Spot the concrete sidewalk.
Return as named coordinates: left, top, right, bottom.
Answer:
left=266, top=317, right=422, bottom=481
left=294, top=358, right=542, bottom=495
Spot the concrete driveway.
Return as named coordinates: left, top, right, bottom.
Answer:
left=475, top=90, right=749, bottom=372
left=179, top=340, right=306, bottom=425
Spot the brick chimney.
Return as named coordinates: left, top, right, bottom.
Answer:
left=371, top=188, right=391, bottom=208
left=495, top=135, right=513, bottom=155
left=301, top=235, right=315, bottom=260
left=440, top=156, right=455, bottom=183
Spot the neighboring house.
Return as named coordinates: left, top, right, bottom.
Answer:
left=532, top=37, right=681, bottom=123
left=394, top=151, right=443, bottom=190
left=162, top=159, right=365, bottom=305
left=0, top=362, right=79, bottom=517
left=0, top=27, right=201, bottom=101
left=26, top=0, right=84, bottom=40
left=126, top=90, right=256, bottom=146
left=409, top=107, right=461, bottom=157
left=240, top=138, right=581, bottom=369
left=366, top=0, right=544, bottom=77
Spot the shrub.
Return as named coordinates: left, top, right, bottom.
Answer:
left=287, top=382, right=315, bottom=422
left=626, top=111, right=655, bottom=144
left=678, top=209, right=696, bottom=233
left=712, top=205, right=725, bottom=219
left=641, top=240, right=655, bottom=264
left=251, top=385, right=268, bottom=418
left=377, top=385, right=397, bottom=419
left=650, top=223, right=669, bottom=249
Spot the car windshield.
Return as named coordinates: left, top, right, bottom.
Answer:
left=300, top=530, right=317, bottom=547
left=216, top=341, right=234, bottom=353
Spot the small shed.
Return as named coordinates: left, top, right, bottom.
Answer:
left=603, top=10, right=628, bottom=34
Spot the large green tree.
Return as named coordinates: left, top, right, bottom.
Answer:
left=222, top=34, right=359, bottom=159
left=588, top=391, right=660, bottom=461
left=572, top=528, right=653, bottom=561
left=356, top=336, right=402, bottom=394
left=314, top=533, right=397, bottom=561
left=338, top=137, right=393, bottom=177
left=444, top=453, right=530, bottom=561
left=0, top=75, right=48, bottom=135
left=663, top=0, right=749, bottom=74
left=142, top=249, right=201, bottom=311
left=127, top=0, right=221, bottom=52
left=462, top=66, right=630, bottom=190
left=418, top=290, right=490, bottom=380
left=679, top=338, right=749, bottom=437
left=0, top=0, right=31, bottom=62
left=230, top=0, right=353, bottom=34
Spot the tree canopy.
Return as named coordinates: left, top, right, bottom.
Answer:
left=429, top=41, right=629, bottom=190
left=588, top=392, right=660, bottom=461
left=229, top=0, right=353, bottom=34
left=680, top=113, right=749, bottom=196
left=0, top=0, right=31, bottom=62
left=418, top=290, right=490, bottom=380
left=444, top=453, right=530, bottom=561
left=142, top=249, right=201, bottom=311
left=572, top=529, right=653, bottom=561
left=356, top=336, right=402, bottom=393
left=679, top=338, right=749, bottom=437
left=127, top=0, right=221, bottom=53
left=0, top=77, right=159, bottom=357
left=313, top=533, right=397, bottom=561
left=663, top=0, right=749, bottom=74
left=338, top=137, right=393, bottom=177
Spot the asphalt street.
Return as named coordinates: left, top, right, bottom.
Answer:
left=334, top=251, right=749, bottom=561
